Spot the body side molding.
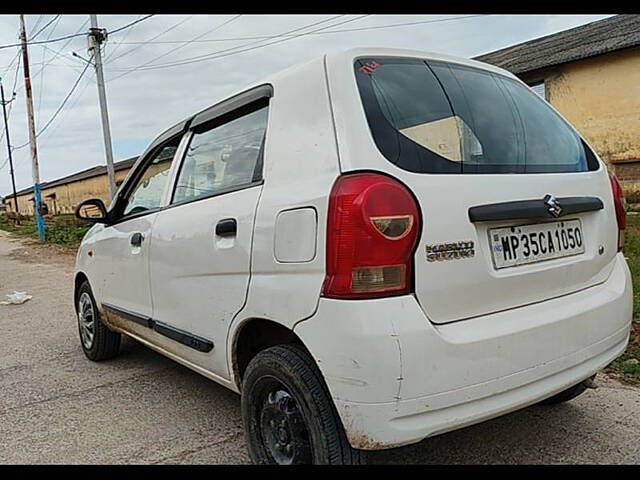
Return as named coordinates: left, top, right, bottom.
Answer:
left=101, top=303, right=214, bottom=353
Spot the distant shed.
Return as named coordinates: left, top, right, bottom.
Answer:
left=2, top=156, right=137, bottom=216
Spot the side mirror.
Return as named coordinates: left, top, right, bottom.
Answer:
left=75, top=198, right=109, bottom=224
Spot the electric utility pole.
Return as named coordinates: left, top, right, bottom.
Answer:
left=0, top=78, right=20, bottom=221
left=19, top=14, right=45, bottom=241
left=88, top=15, right=116, bottom=199
left=0, top=79, right=20, bottom=220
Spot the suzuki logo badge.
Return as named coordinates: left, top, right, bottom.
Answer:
left=544, top=194, right=562, bottom=218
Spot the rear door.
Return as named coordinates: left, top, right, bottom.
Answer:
left=148, top=93, right=270, bottom=377
left=329, top=53, right=618, bottom=324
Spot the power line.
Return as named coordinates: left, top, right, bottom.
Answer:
left=111, top=15, right=368, bottom=75
left=318, top=14, right=486, bottom=33
left=106, top=15, right=194, bottom=64
left=0, top=15, right=355, bottom=172
left=43, top=17, right=90, bottom=64
left=1, top=58, right=73, bottom=70
left=0, top=14, right=154, bottom=51
left=31, top=14, right=61, bottom=41
left=0, top=26, right=23, bottom=84
left=10, top=54, right=93, bottom=152
left=0, top=54, right=22, bottom=146
left=32, top=55, right=93, bottom=141
left=108, top=14, right=348, bottom=80
left=11, top=54, right=21, bottom=93
left=0, top=17, right=92, bottom=171
left=0, top=16, right=151, bottom=173
left=111, top=14, right=487, bottom=46
left=30, top=15, right=44, bottom=36
left=103, top=15, right=143, bottom=63
left=121, top=14, right=345, bottom=70
left=37, top=69, right=92, bottom=149
left=109, top=14, right=242, bottom=79
left=37, top=44, right=83, bottom=73
left=37, top=15, right=63, bottom=120
left=35, top=44, right=96, bottom=82
left=0, top=31, right=86, bottom=51
left=18, top=19, right=92, bottom=92
left=108, top=15, right=155, bottom=35
left=0, top=49, right=21, bottom=77
left=108, top=14, right=488, bottom=77
left=0, top=44, right=23, bottom=170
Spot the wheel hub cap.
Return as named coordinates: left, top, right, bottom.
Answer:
left=78, top=292, right=95, bottom=350
left=259, top=388, right=311, bottom=464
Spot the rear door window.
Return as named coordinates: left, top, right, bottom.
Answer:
left=355, top=57, right=599, bottom=174
left=172, top=105, right=268, bottom=204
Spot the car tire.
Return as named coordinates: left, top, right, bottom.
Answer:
left=76, top=280, right=121, bottom=361
left=241, top=344, right=367, bottom=465
left=538, top=381, right=588, bottom=406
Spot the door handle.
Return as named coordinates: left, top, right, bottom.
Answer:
left=215, top=218, right=237, bottom=237
left=131, top=232, right=144, bottom=246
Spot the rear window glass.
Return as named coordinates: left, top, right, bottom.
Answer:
left=355, top=57, right=599, bottom=174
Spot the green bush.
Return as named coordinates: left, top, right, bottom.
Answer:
left=0, top=214, right=90, bottom=247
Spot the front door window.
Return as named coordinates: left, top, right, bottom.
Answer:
left=122, top=140, right=181, bottom=218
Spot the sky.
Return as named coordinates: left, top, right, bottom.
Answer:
left=0, top=13, right=613, bottom=196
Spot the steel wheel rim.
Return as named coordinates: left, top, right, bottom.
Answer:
left=78, top=292, right=95, bottom=350
left=258, top=383, right=312, bottom=464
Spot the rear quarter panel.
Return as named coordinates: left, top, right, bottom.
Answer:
left=227, top=56, right=341, bottom=358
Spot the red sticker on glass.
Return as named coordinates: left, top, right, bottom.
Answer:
left=358, top=61, right=381, bottom=74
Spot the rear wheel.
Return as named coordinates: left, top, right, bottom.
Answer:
left=241, top=344, right=366, bottom=465
left=76, top=280, right=121, bottom=361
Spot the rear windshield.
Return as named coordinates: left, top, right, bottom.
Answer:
left=354, top=57, right=599, bottom=174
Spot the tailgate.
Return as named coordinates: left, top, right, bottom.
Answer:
left=410, top=171, right=617, bottom=323
left=325, top=49, right=618, bottom=324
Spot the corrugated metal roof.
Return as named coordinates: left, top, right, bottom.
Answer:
left=474, top=15, right=640, bottom=75
left=6, top=156, right=138, bottom=198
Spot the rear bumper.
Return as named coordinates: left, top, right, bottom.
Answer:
left=294, top=253, right=632, bottom=450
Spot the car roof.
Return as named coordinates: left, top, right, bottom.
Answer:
left=326, top=47, right=520, bottom=79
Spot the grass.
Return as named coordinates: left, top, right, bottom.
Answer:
left=623, top=214, right=640, bottom=316
left=0, top=214, right=90, bottom=247
left=605, top=213, right=640, bottom=384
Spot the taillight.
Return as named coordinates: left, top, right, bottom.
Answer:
left=323, top=173, right=420, bottom=299
left=609, top=172, right=626, bottom=251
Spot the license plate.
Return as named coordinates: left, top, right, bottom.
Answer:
left=490, top=219, right=584, bottom=269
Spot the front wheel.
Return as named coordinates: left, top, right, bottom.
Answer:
left=76, top=280, right=121, bottom=361
left=241, top=344, right=366, bottom=465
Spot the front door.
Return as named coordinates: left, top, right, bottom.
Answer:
left=99, top=136, right=183, bottom=326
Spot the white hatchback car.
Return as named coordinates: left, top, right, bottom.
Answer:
left=74, top=47, right=632, bottom=464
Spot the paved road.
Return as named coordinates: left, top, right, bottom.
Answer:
left=0, top=230, right=639, bottom=464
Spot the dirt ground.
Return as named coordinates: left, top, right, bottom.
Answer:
left=7, top=234, right=76, bottom=266
left=0, top=230, right=639, bottom=464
